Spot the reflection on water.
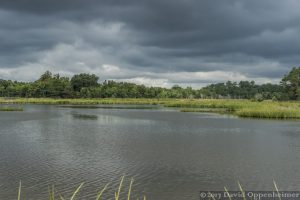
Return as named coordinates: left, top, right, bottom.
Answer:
left=71, top=112, right=98, bottom=120
left=0, top=105, right=300, bottom=200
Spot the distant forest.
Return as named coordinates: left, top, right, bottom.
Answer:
left=0, top=67, right=300, bottom=101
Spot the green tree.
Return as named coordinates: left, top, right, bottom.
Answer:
left=33, top=71, right=72, bottom=98
left=71, top=73, right=99, bottom=92
left=281, top=67, right=300, bottom=100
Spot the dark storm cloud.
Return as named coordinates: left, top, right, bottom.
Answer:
left=0, top=0, right=300, bottom=85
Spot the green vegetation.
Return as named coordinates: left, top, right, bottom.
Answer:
left=62, top=105, right=159, bottom=109
left=1, top=67, right=300, bottom=119
left=1, top=98, right=300, bottom=119
left=163, top=99, right=249, bottom=111
left=15, top=178, right=283, bottom=200
left=0, top=106, right=23, bottom=111
left=1, top=67, right=300, bottom=100
left=236, top=106, right=300, bottom=119
left=180, top=108, right=229, bottom=113
left=281, top=67, right=300, bottom=100
left=0, top=98, right=163, bottom=105
left=165, top=99, right=300, bottom=119
left=17, top=177, right=147, bottom=200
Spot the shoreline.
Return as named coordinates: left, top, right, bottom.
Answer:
left=1, top=98, right=300, bottom=120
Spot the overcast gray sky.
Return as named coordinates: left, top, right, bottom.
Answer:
left=0, top=0, right=299, bottom=87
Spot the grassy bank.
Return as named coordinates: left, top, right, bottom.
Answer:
left=0, top=98, right=164, bottom=105
left=1, top=98, right=300, bottom=119
left=165, top=99, right=300, bottom=119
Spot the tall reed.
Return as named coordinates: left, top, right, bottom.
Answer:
left=16, top=176, right=145, bottom=200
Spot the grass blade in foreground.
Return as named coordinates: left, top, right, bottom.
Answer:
left=96, top=183, right=109, bottom=200
left=115, top=176, right=125, bottom=200
left=127, top=178, right=134, bottom=200
left=17, top=181, right=21, bottom=200
left=273, top=180, right=282, bottom=200
left=70, top=183, right=84, bottom=200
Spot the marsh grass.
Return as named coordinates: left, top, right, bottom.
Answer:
left=18, top=176, right=146, bottom=200
left=61, top=105, right=159, bottom=110
left=164, top=99, right=300, bottom=119
left=236, top=107, right=300, bottom=119
left=16, top=179, right=283, bottom=200
left=1, top=98, right=300, bottom=119
left=0, top=98, right=164, bottom=105
left=180, top=108, right=230, bottom=113
left=0, top=106, right=23, bottom=111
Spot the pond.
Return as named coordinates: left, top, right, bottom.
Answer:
left=0, top=105, right=300, bottom=199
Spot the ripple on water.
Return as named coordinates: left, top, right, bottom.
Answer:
left=0, top=105, right=300, bottom=199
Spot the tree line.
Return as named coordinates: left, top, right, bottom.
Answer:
left=0, top=67, right=300, bottom=100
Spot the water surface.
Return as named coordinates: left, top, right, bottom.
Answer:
left=0, top=105, right=300, bottom=199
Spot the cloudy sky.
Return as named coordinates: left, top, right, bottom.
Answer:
left=0, top=0, right=299, bottom=88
